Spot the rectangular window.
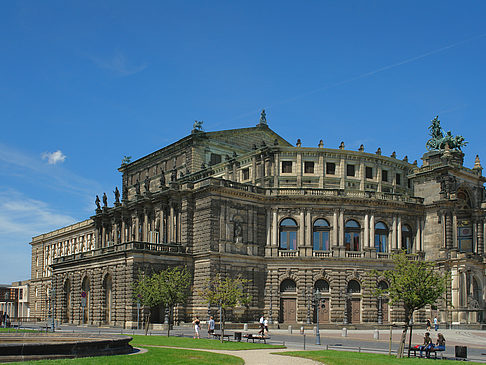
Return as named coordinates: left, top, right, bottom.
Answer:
left=282, top=161, right=293, bottom=173
left=242, top=168, right=250, bottom=181
left=326, top=162, right=335, bottom=175
left=304, top=161, right=315, bottom=174
left=346, top=164, right=355, bottom=177
left=209, top=153, right=221, bottom=166
left=365, top=166, right=373, bottom=179
left=396, top=173, right=401, bottom=185
left=382, top=170, right=388, bottom=182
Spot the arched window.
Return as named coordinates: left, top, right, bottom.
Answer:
left=313, top=219, right=330, bottom=251
left=347, top=280, right=361, bottom=293
left=280, top=279, right=297, bottom=293
left=103, top=274, right=113, bottom=325
left=401, top=225, right=413, bottom=253
left=314, top=279, right=330, bottom=292
left=374, top=222, right=388, bottom=253
left=345, top=220, right=360, bottom=251
left=378, top=281, right=389, bottom=292
left=458, top=220, right=473, bottom=252
left=63, top=279, right=71, bottom=323
left=280, top=218, right=298, bottom=250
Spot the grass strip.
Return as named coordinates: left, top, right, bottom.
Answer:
left=130, top=334, right=285, bottom=350
left=15, top=346, right=244, bottom=365
left=276, top=349, right=482, bottom=365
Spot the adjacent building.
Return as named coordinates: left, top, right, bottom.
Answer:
left=30, top=114, right=485, bottom=328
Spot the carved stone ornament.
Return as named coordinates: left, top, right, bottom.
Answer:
left=436, top=173, right=457, bottom=199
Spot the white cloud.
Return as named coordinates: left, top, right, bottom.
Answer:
left=0, top=189, right=75, bottom=236
left=89, top=51, right=147, bottom=77
left=42, top=150, right=66, bottom=165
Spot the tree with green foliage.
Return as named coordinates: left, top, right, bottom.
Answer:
left=373, top=250, right=448, bottom=358
left=199, top=274, right=251, bottom=342
left=133, top=266, right=191, bottom=336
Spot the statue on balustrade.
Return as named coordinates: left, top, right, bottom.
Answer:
left=95, top=195, right=101, bottom=210
left=102, top=192, right=108, bottom=207
left=114, top=187, right=120, bottom=204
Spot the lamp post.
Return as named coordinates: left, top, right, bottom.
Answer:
left=51, top=288, right=56, bottom=332
left=314, top=289, right=321, bottom=345
left=306, top=288, right=311, bottom=324
left=268, top=287, right=273, bottom=324
left=377, top=295, right=383, bottom=325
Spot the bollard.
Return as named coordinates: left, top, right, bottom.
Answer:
left=300, top=326, right=304, bottom=334
left=303, top=334, right=306, bottom=350
left=313, top=326, right=317, bottom=335
left=358, top=346, right=361, bottom=353
left=243, top=323, right=248, bottom=331
left=342, top=327, right=348, bottom=337
left=288, top=325, right=292, bottom=334
left=326, top=344, right=329, bottom=350
left=374, top=329, right=380, bottom=340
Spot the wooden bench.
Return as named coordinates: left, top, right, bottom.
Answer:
left=211, top=332, right=232, bottom=341
left=243, top=334, right=268, bottom=344
left=410, top=346, right=445, bottom=359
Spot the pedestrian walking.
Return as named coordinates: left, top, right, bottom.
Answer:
left=433, top=316, right=439, bottom=331
left=426, top=318, right=431, bottom=331
left=193, top=316, right=200, bottom=339
left=207, top=316, right=215, bottom=338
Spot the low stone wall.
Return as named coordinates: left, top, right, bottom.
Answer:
left=0, top=333, right=133, bottom=362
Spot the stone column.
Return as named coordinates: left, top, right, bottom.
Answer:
left=113, top=221, right=118, bottom=244
left=472, top=220, right=478, bottom=253
left=135, top=215, right=140, bottom=241
left=159, top=207, right=165, bottom=243
left=296, top=152, right=302, bottom=188
left=299, top=210, right=305, bottom=248
left=332, top=210, right=338, bottom=248
left=453, top=213, right=458, bottom=249
left=415, top=217, right=421, bottom=252
left=339, top=210, right=344, bottom=247
left=377, top=165, right=382, bottom=193
left=359, top=160, right=365, bottom=191
left=306, top=210, right=312, bottom=246
left=318, top=154, right=324, bottom=188
left=370, top=214, right=375, bottom=249
left=260, top=154, right=265, bottom=187
left=339, top=156, right=345, bottom=189
left=479, top=220, right=485, bottom=254
left=364, top=213, right=369, bottom=248
left=251, top=156, right=257, bottom=184
left=272, top=209, right=278, bottom=247
left=102, top=225, right=106, bottom=247
left=451, top=267, right=459, bottom=323
left=169, top=204, right=175, bottom=243
left=445, top=212, right=453, bottom=249
left=121, top=219, right=126, bottom=243
left=397, top=216, right=402, bottom=250
left=273, top=153, right=279, bottom=187
left=392, top=216, right=397, bottom=250
left=266, top=209, right=271, bottom=246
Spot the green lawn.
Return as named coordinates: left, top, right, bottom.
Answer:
left=17, top=347, right=243, bottom=365
left=278, top=350, right=482, bottom=365
left=130, top=334, right=285, bottom=350
left=0, top=328, right=35, bottom=333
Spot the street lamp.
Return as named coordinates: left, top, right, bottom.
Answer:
left=51, top=288, right=56, bottom=332
left=267, top=287, right=273, bottom=325
left=341, top=290, right=350, bottom=325
left=377, top=295, right=383, bottom=325
left=314, top=289, right=322, bottom=345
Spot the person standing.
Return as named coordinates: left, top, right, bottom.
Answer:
left=433, top=316, right=439, bottom=331
left=207, top=316, right=215, bottom=338
left=426, top=318, right=431, bottom=331
left=259, top=315, right=265, bottom=335
left=263, top=317, right=269, bottom=335
left=193, top=316, right=200, bottom=339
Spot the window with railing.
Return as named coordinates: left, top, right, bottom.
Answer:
left=313, top=219, right=330, bottom=251
left=345, top=220, right=360, bottom=251
left=279, top=218, right=297, bottom=250
left=375, top=222, right=388, bottom=253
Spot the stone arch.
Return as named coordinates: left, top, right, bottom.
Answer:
left=102, top=272, right=113, bottom=325
left=279, top=277, right=298, bottom=324
left=81, top=274, right=91, bottom=324
left=62, top=277, right=72, bottom=323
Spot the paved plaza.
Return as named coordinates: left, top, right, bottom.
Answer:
left=21, top=323, right=486, bottom=363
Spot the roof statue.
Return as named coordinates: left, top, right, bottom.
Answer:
left=426, top=116, right=468, bottom=151
left=191, top=120, right=204, bottom=134
left=259, top=109, right=267, bottom=126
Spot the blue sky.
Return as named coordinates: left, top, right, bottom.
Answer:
left=1, top=1, right=486, bottom=283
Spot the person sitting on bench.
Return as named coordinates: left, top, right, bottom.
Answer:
left=434, top=333, right=446, bottom=352
left=419, top=332, right=433, bottom=357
